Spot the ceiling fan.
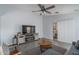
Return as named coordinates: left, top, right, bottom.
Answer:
left=32, top=4, right=55, bottom=15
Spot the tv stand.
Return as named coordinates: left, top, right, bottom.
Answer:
left=25, top=33, right=35, bottom=42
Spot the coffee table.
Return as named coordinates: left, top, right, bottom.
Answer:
left=37, top=39, right=52, bottom=52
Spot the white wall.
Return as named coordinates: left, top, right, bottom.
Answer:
left=43, top=13, right=79, bottom=43
left=1, top=5, right=43, bottom=45
left=43, top=14, right=67, bottom=39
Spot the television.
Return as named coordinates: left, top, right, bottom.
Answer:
left=22, top=25, right=35, bottom=34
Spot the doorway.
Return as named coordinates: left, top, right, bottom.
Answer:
left=53, top=23, right=58, bottom=41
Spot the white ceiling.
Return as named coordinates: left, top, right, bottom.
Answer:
left=10, top=4, right=79, bottom=15
left=44, top=4, right=79, bottom=15
left=32, top=4, right=79, bottom=15
left=0, top=4, right=79, bottom=16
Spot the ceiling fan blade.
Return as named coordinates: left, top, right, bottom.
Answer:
left=32, top=10, right=41, bottom=12
left=38, top=4, right=43, bottom=9
left=38, top=4, right=45, bottom=10
left=45, top=11, right=52, bottom=14
left=46, top=5, right=55, bottom=10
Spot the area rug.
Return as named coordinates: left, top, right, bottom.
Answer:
left=21, top=44, right=67, bottom=55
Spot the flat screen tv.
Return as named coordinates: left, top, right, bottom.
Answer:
left=22, top=25, right=35, bottom=34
